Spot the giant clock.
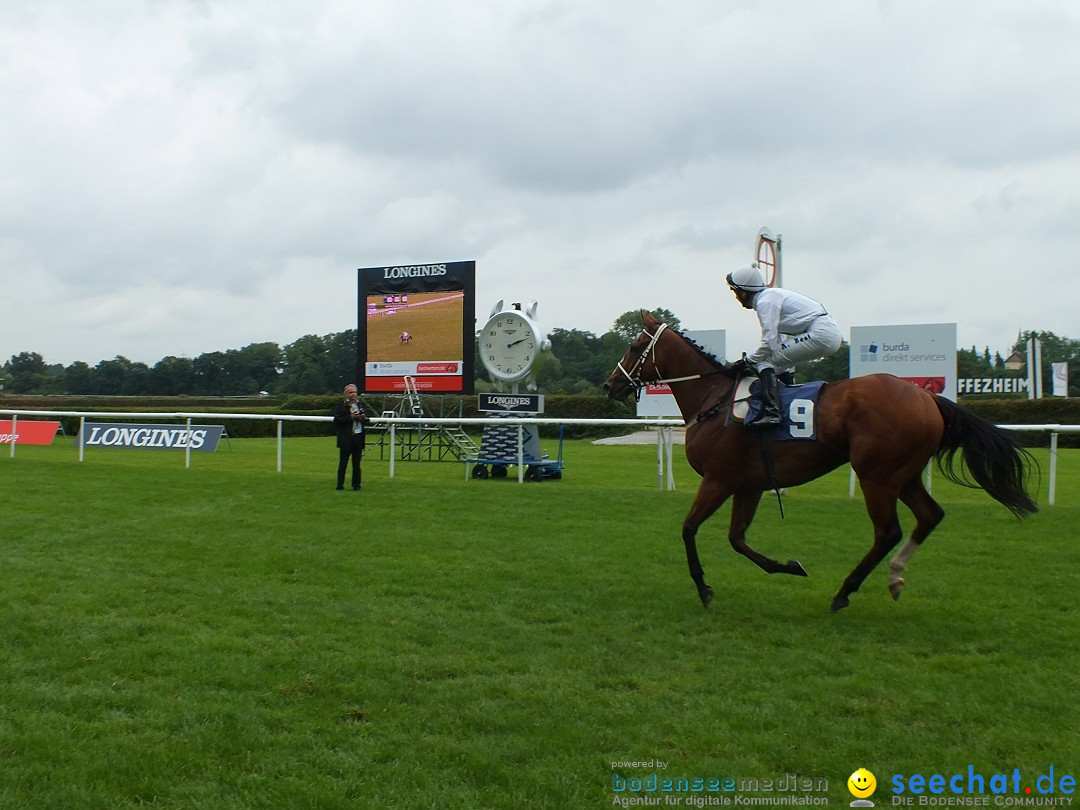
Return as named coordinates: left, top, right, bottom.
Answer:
left=480, top=306, right=540, bottom=383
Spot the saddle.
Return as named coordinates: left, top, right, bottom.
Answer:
left=731, top=374, right=827, bottom=440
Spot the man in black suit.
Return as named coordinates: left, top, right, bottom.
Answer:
left=333, top=383, right=369, bottom=491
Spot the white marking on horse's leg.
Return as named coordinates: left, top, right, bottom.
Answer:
left=888, top=537, right=919, bottom=600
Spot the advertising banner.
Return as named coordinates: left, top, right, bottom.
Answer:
left=957, top=377, right=1029, bottom=395
left=1052, top=362, right=1068, bottom=397
left=849, top=323, right=957, bottom=401
left=478, top=393, right=544, bottom=414
left=75, top=423, right=225, bottom=452
left=0, top=420, right=61, bottom=445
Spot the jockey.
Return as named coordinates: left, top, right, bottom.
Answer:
left=727, top=264, right=842, bottom=426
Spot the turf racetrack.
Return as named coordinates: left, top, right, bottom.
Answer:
left=1, top=437, right=1076, bottom=808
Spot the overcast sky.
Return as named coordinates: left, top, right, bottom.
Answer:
left=3, top=0, right=1078, bottom=368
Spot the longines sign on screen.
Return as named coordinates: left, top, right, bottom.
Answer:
left=75, top=423, right=225, bottom=452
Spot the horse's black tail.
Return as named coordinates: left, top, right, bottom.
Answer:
left=932, top=395, right=1039, bottom=518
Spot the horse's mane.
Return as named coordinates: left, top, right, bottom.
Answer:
left=668, top=325, right=736, bottom=377
left=641, top=312, right=736, bottom=377
left=678, top=331, right=725, bottom=368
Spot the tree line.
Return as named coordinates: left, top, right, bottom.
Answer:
left=2, top=310, right=1076, bottom=397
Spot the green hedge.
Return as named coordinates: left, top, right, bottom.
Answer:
left=280, top=394, right=634, bottom=438
left=5, top=393, right=1078, bottom=445
left=955, top=397, right=1080, bottom=448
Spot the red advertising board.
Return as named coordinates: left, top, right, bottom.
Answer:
left=0, top=420, right=61, bottom=445
left=364, top=376, right=464, bottom=393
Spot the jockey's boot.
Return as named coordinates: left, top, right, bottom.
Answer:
left=755, top=367, right=784, bottom=426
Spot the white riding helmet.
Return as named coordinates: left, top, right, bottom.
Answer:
left=727, top=264, right=766, bottom=293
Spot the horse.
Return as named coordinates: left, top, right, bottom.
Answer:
left=604, top=313, right=1038, bottom=612
left=400, top=331, right=413, bottom=344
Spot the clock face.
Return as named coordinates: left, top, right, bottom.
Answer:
left=480, top=311, right=537, bottom=381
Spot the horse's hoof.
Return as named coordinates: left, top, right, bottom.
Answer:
left=830, top=594, right=850, bottom=613
left=698, top=585, right=713, bottom=608
left=889, top=578, right=906, bottom=601
left=787, top=560, right=809, bottom=577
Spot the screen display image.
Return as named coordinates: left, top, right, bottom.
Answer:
left=356, top=261, right=475, bottom=394
left=365, top=292, right=464, bottom=363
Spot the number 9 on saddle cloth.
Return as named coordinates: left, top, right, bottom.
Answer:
left=734, top=378, right=827, bottom=440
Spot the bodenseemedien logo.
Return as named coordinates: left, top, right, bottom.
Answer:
left=849, top=768, right=877, bottom=807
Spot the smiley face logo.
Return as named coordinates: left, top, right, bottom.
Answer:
left=848, top=768, right=877, bottom=798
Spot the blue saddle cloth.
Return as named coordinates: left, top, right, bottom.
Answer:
left=745, top=380, right=827, bottom=440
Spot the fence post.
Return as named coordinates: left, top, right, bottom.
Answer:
left=656, top=429, right=663, bottom=490
left=517, top=424, right=524, bottom=483
left=666, top=428, right=675, bottom=491
left=9, top=414, right=15, bottom=458
left=389, top=423, right=396, bottom=479
left=277, top=420, right=283, bottom=472
left=1049, top=431, right=1058, bottom=506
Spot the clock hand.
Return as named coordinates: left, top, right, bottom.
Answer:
left=507, top=338, right=529, bottom=348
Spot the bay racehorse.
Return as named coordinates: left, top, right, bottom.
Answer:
left=604, top=313, right=1038, bottom=612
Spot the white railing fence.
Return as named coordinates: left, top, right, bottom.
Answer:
left=1, top=409, right=1075, bottom=504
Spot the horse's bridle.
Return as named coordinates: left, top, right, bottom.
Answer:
left=615, top=324, right=714, bottom=398
left=613, top=324, right=669, bottom=400
left=615, top=322, right=732, bottom=405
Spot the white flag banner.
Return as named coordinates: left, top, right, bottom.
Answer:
left=1052, top=362, right=1068, bottom=397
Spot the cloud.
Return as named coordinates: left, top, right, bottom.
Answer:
left=2, top=0, right=1079, bottom=367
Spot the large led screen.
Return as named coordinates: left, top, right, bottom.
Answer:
left=356, top=261, right=475, bottom=394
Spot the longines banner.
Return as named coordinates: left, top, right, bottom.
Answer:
left=478, top=393, right=544, bottom=414
left=75, top=423, right=225, bottom=452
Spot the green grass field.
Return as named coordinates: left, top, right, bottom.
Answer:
left=1, top=436, right=1077, bottom=809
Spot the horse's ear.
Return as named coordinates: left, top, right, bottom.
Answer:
left=641, top=310, right=659, bottom=327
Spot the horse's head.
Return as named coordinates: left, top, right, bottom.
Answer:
left=603, top=312, right=666, bottom=401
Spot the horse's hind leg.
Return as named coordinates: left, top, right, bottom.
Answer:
left=832, top=482, right=904, bottom=613
left=888, top=476, right=945, bottom=600
left=681, top=480, right=731, bottom=607
left=728, top=491, right=809, bottom=577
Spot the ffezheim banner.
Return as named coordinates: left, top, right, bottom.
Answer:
left=75, top=423, right=225, bottom=452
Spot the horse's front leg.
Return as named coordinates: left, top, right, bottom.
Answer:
left=728, top=491, right=809, bottom=577
left=681, top=479, right=732, bottom=607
